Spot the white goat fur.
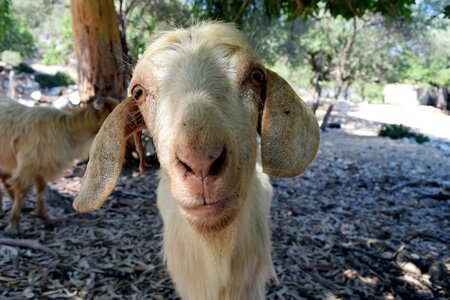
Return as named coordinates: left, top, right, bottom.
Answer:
left=138, top=26, right=274, bottom=297
left=0, top=95, right=118, bottom=234
left=73, top=22, right=320, bottom=299
left=157, top=165, right=274, bottom=299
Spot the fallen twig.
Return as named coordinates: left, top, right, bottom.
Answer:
left=0, top=238, right=60, bottom=257
left=386, top=180, right=443, bottom=192
left=404, top=232, right=450, bottom=245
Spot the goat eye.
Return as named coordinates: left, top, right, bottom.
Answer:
left=132, top=85, right=147, bottom=103
left=250, top=69, right=265, bottom=85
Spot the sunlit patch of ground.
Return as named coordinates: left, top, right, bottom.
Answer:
left=329, top=100, right=450, bottom=141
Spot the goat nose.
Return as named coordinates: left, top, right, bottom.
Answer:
left=176, top=145, right=227, bottom=179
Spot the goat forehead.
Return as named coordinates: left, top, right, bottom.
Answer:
left=144, top=22, right=250, bottom=59
left=144, top=24, right=258, bottom=85
left=159, top=46, right=234, bottom=96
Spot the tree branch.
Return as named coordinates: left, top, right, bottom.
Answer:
left=232, top=0, right=250, bottom=23
left=124, top=0, right=140, bottom=17
left=295, top=0, right=305, bottom=13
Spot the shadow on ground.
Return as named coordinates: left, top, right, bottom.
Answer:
left=0, top=120, right=449, bottom=299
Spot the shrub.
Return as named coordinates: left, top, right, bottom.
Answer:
left=1, top=50, right=22, bottom=66
left=41, top=14, right=74, bottom=66
left=43, top=46, right=65, bottom=65
left=15, top=62, right=35, bottom=73
left=379, top=124, right=430, bottom=144
left=35, top=72, right=75, bottom=88
left=0, top=0, right=35, bottom=57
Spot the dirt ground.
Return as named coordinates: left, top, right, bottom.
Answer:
left=0, top=102, right=449, bottom=300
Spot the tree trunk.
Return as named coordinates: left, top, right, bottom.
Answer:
left=70, top=0, right=127, bottom=103
left=320, top=104, right=334, bottom=132
left=117, top=0, right=130, bottom=64
left=361, top=83, right=366, bottom=102
left=311, top=76, right=322, bottom=115
left=334, top=83, right=343, bottom=102
left=8, top=70, right=15, bottom=99
left=344, top=82, right=351, bottom=100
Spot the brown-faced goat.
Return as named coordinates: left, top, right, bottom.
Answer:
left=0, top=95, right=118, bottom=234
left=73, top=22, right=320, bottom=299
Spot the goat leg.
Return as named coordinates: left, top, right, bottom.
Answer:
left=0, top=173, right=15, bottom=216
left=5, top=178, right=29, bottom=235
left=33, top=176, right=49, bottom=221
left=134, top=131, right=146, bottom=173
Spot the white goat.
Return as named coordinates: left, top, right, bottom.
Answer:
left=73, top=22, right=320, bottom=299
left=0, top=95, right=118, bottom=234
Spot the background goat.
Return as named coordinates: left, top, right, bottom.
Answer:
left=0, top=95, right=118, bottom=234
left=73, top=22, right=320, bottom=299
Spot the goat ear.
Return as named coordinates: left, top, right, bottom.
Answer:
left=260, top=69, right=320, bottom=178
left=73, top=97, right=145, bottom=212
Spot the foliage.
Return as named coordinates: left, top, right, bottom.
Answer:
left=256, top=14, right=366, bottom=101
left=381, top=1, right=450, bottom=87
left=116, top=0, right=191, bottom=59
left=379, top=124, right=430, bottom=143
left=352, top=81, right=384, bottom=103
left=35, top=71, right=75, bottom=89
left=43, top=45, right=65, bottom=65
left=191, top=0, right=416, bottom=25
left=0, top=0, right=35, bottom=57
left=4, top=0, right=448, bottom=105
left=11, top=0, right=74, bottom=65
left=15, top=62, right=35, bottom=74
left=1, top=50, right=22, bottom=66
left=42, top=13, right=74, bottom=65
left=253, top=1, right=449, bottom=103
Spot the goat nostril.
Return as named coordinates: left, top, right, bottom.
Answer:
left=209, top=147, right=226, bottom=176
left=176, top=146, right=227, bottom=179
left=177, top=156, right=194, bottom=175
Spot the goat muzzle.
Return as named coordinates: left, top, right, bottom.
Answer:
left=176, top=145, right=227, bottom=180
left=169, top=129, right=241, bottom=216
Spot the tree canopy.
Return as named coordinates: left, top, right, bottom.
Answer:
left=192, top=0, right=425, bottom=24
left=0, top=0, right=35, bottom=57
left=1, top=0, right=449, bottom=104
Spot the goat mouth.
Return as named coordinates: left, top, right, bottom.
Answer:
left=180, top=198, right=227, bottom=217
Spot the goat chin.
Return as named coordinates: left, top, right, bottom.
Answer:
left=157, top=163, right=275, bottom=300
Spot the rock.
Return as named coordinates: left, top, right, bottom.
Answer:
left=429, top=262, right=449, bottom=283
left=145, top=137, right=155, bottom=156
left=0, top=245, right=18, bottom=265
left=383, top=84, right=420, bottom=106
left=427, top=140, right=450, bottom=155
left=29, top=81, right=40, bottom=90
left=418, top=86, right=450, bottom=111
left=30, top=90, right=42, bottom=101
left=46, top=86, right=63, bottom=96
left=420, top=198, right=439, bottom=208
left=17, top=99, right=35, bottom=107
left=328, top=122, right=341, bottom=129
left=22, top=287, right=35, bottom=299
left=398, top=261, right=422, bottom=275
left=69, top=91, right=80, bottom=105
left=53, top=96, right=69, bottom=109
